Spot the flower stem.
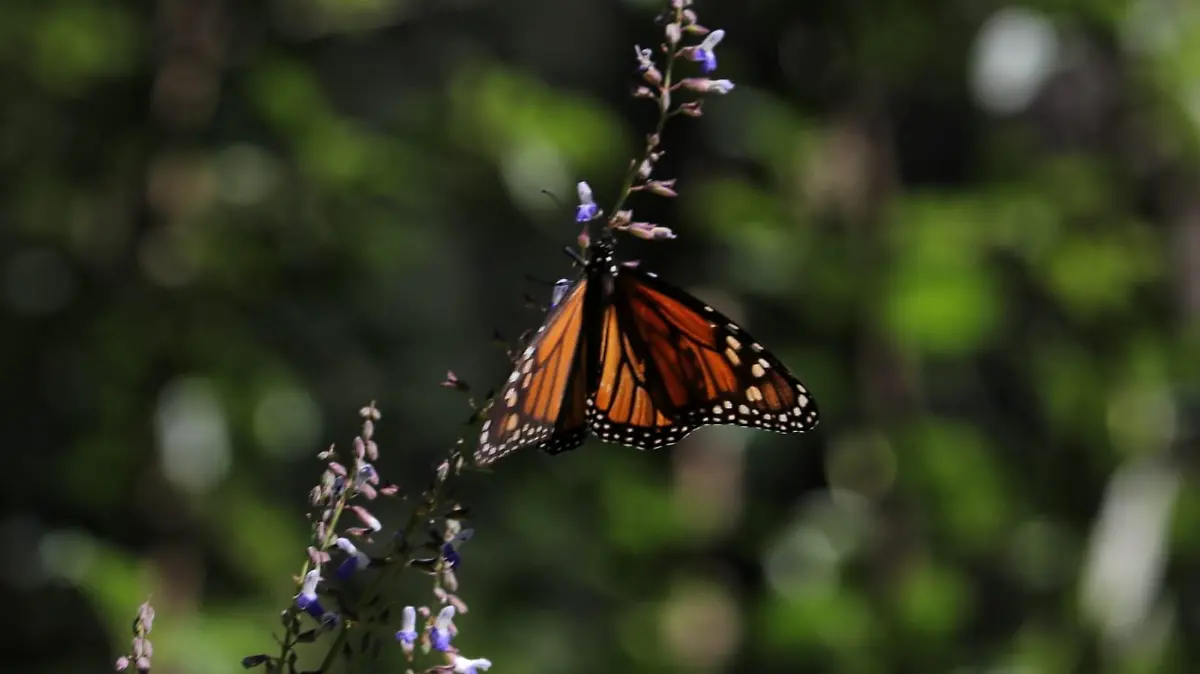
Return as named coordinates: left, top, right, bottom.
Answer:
left=277, top=488, right=351, bottom=670
left=316, top=622, right=349, bottom=673
left=606, top=4, right=684, bottom=225
left=313, top=451, right=461, bottom=671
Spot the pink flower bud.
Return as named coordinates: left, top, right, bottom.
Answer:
left=623, top=222, right=678, bottom=241
left=665, top=23, right=681, bottom=45
left=646, top=179, right=677, bottom=197
left=350, top=505, right=382, bottom=532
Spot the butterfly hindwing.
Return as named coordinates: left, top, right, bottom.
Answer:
left=585, top=266, right=819, bottom=448
left=475, top=279, right=590, bottom=465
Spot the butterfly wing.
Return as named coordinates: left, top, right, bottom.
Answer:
left=475, top=278, right=590, bottom=465
left=586, top=267, right=818, bottom=449
left=586, top=297, right=688, bottom=449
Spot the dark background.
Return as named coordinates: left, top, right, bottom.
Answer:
left=3, top=0, right=1200, bottom=672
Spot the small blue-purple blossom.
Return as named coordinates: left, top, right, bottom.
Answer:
left=395, top=605, right=418, bottom=650
left=453, top=655, right=493, bottom=674
left=431, top=605, right=456, bottom=652
left=334, top=537, right=371, bottom=580
left=442, top=528, right=473, bottom=569
left=550, top=278, right=571, bottom=308
left=441, top=542, right=461, bottom=569
left=575, top=182, right=599, bottom=222
left=294, top=570, right=327, bottom=619
left=354, top=463, right=378, bottom=490
left=689, top=29, right=725, bottom=74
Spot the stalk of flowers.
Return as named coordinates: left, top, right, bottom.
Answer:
left=236, top=398, right=487, bottom=673
left=238, top=403, right=394, bottom=671
left=395, top=508, right=490, bottom=674
left=575, top=0, right=730, bottom=246
left=114, top=599, right=154, bottom=672
left=392, top=375, right=490, bottom=674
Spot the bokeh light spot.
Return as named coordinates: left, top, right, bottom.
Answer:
left=971, top=7, right=1060, bottom=114
left=659, top=576, right=742, bottom=670
left=253, top=383, right=323, bottom=458
left=155, top=377, right=232, bottom=494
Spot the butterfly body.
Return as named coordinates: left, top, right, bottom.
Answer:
left=475, top=238, right=818, bottom=465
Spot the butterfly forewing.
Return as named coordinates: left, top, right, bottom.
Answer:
left=475, top=279, right=590, bottom=465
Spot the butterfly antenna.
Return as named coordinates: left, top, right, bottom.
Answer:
left=540, top=189, right=567, bottom=211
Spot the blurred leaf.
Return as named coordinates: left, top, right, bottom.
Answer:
left=890, top=559, right=972, bottom=640
left=30, top=3, right=139, bottom=94
left=897, top=419, right=1013, bottom=552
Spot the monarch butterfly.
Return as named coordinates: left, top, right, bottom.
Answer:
left=475, top=236, right=819, bottom=465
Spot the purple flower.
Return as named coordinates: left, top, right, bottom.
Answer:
left=431, top=605, right=456, bottom=652
left=453, top=655, right=493, bottom=674
left=354, top=464, right=378, bottom=490
left=441, top=542, right=461, bottom=569
left=294, top=570, right=328, bottom=619
left=575, top=182, right=599, bottom=222
left=334, top=537, right=371, bottom=580
left=442, top=528, right=473, bottom=570
left=689, top=29, right=725, bottom=73
left=395, top=605, right=418, bottom=653
left=550, top=278, right=571, bottom=308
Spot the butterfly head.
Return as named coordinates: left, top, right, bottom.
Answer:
left=584, top=235, right=616, bottom=271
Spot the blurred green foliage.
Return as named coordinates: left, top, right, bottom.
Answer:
left=3, top=0, right=1200, bottom=673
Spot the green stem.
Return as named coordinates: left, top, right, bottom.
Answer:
left=316, top=621, right=350, bottom=673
